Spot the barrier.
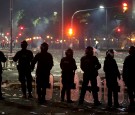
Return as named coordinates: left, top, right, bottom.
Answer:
left=2, top=54, right=16, bottom=70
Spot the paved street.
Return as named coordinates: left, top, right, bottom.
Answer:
left=0, top=69, right=135, bottom=115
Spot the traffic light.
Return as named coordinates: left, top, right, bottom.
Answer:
left=117, top=28, right=121, bottom=32
left=122, top=2, right=128, bottom=13
left=6, top=32, right=10, bottom=36
left=20, top=26, right=24, bottom=30
left=68, top=28, right=73, bottom=36
left=18, top=33, right=22, bottom=36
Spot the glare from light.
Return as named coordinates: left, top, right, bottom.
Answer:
left=99, top=5, right=105, bottom=9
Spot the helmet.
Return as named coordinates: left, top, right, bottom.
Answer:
left=85, top=46, right=93, bottom=56
left=40, top=42, right=48, bottom=52
left=129, top=46, right=135, bottom=55
left=21, top=40, right=28, bottom=49
left=21, top=40, right=28, bottom=46
left=65, top=48, right=73, bottom=57
left=106, top=49, right=114, bottom=57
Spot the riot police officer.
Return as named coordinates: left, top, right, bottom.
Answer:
left=123, top=46, right=135, bottom=107
left=31, top=42, right=53, bottom=104
left=103, top=49, right=120, bottom=108
left=0, top=51, right=7, bottom=99
left=13, top=40, right=33, bottom=98
left=79, top=46, right=101, bottom=106
left=60, top=48, right=77, bottom=103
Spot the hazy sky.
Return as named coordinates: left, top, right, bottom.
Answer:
left=0, top=0, right=122, bottom=31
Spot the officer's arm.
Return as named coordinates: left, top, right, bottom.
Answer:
left=49, top=54, right=53, bottom=70
left=31, top=54, right=38, bottom=71
left=114, top=60, right=121, bottom=79
left=0, top=52, right=7, bottom=62
left=80, top=57, right=85, bottom=72
left=60, top=58, right=64, bottom=70
left=95, top=57, right=101, bottom=70
left=13, top=52, right=19, bottom=62
left=30, top=51, right=34, bottom=62
left=122, top=58, right=128, bottom=84
left=73, top=59, right=77, bottom=71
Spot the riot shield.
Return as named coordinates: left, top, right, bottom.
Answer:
left=60, top=74, right=79, bottom=101
left=84, top=76, right=102, bottom=103
left=34, top=74, right=53, bottom=100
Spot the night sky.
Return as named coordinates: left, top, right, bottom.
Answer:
left=0, top=0, right=122, bottom=31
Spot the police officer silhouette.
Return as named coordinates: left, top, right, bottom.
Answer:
left=60, top=48, right=77, bottom=103
left=123, top=46, right=135, bottom=107
left=79, top=46, right=101, bottom=106
left=31, top=42, right=53, bottom=104
left=0, top=51, right=7, bottom=99
left=13, top=40, right=33, bottom=98
left=103, top=49, right=120, bottom=108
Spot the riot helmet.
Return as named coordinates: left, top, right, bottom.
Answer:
left=40, top=42, right=48, bottom=52
left=65, top=48, right=73, bottom=58
left=21, top=40, right=28, bottom=49
left=85, top=46, right=93, bottom=56
left=106, top=49, right=114, bottom=58
left=129, top=46, right=135, bottom=55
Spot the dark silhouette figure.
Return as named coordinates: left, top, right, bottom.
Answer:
left=123, top=46, right=135, bottom=107
left=31, top=42, right=53, bottom=104
left=79, top=46, right=101, bottom=105
left=103, top=49, right=120, bottom=108
left=60, top=48, right=77, bottom=103
left=0, top=51, right=7, bottom=99
left=13, top=41, right=33, bottom=98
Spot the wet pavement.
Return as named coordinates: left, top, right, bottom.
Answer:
left=0, top=78, right=135, bottom=115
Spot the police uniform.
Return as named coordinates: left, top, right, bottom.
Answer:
left=79, top=46, right=101, bottom=105
left=60, top=49, right=77, bottom=103
left=103, top=49, right=120, bottom=107
left=0, top=51, right=7, bottom=99
left=31, top=42, right=53, bottom=104
left=123, top=46, right=135, bottom=106
left=13, top=41, right=33, bottom=98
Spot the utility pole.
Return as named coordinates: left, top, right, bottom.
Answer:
left=10, top=0, right=13, bottom=53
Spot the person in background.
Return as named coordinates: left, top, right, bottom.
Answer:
left=60, top=48, right=77, bottom=103
left=122, top=46, right=135, bottom=107
left=103, top=49, right=120, bottom=108
left=31, top=42, right=53, bottom=104
left=0, top=51, right=7, bottom=99
left=79, top=46, right=101, bottom=106
left=13, top=40, right=33, bottom=98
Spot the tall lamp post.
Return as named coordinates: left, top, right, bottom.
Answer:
left=10, top=0, right=13, bottom=53
left=61, top=0, right=64, bottom=57
left=70, top=7, right=104, bottom=49
left=71, top=7, right=102, bottom=29
left=71, top=6, right=119, bottom=49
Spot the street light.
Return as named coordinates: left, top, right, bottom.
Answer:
left=61, top=0, right=64, bottom=57
left=70, top=6, right=105, bottom=49
left=71, top=7, right=103, bottom=29
left=71, top=5, right=119, bottom=49
left=10, top=0, right=13, bottom=53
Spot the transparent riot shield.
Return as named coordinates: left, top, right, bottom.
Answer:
left=34, top=74, right=53, bottom=100
left=103, top=78, right=124, bottom=104
left=84, top=76, right=102, bottom=103
left=60, top=74, right=79, bottom=101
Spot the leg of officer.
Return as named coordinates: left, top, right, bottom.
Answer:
left=36, top=77, right=42, bottom=102
left=26, top=72, right=33, bottom=98
left=91, top=78, right=100, bottom=105
left=113, top=90, right=119, bottom=107
left=19, top=71, right=26, bottom=98
left=108, top=88, right=112, bottom=107
left=79, top=77, right=89, bottom=104
left=66, top=86, right=72, bottom=103
left=127, top=87, right=135, bottom=106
